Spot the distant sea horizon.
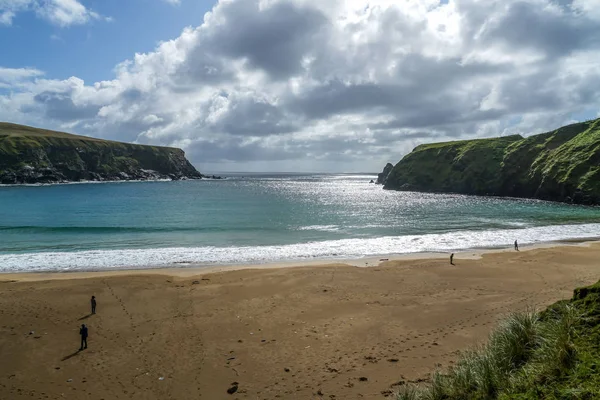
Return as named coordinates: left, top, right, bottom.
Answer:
left=1, top=173, right=600, bottom=273
left=202, top=171, right=381, bottom=176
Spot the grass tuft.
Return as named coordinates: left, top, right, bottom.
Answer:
left=396, top=384, right=420, bottom=400
left=489, top=309, right=539, bottom=375
left=424, top=370, right=449, bottom=400
left=395, top=280, right=600, bottom=400
left=535, top=303, right=579, bottom=376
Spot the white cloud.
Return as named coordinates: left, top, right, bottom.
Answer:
left=0, top=66, right=44, bottom=82
left=2, top=0, right=600, bottom=172
left=35, top=0, right=99, bottom=27
left=0, top=0, right=107, bottom=27
left=0, top=9, right=15, bottom=24
left=0, top=0, right=28, bottom=24
left=572, top=0, right=600, bottom=19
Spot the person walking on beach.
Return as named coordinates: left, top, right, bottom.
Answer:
left=450, top=253, right=454, bottom=265
left=79, top=324, right=88, bottom=351
left=514, top=240, right=519, bottom=251
left=91, top=296, right=97, bottom=314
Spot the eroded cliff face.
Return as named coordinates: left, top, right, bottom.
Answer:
left=376, top=163, right=394, bottom=185
left=0, top=122, right=202, bottom=184
left=383, top=119, right=600, bottom=205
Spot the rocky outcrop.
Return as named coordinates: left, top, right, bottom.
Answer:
left=0, top=122, right=203, bottom=184
left=376, top=163, right=394, bottom=185
left=384, top=118, right=600, bottom=205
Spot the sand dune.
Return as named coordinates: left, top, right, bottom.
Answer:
left=1, top=243, right=600, bottom=399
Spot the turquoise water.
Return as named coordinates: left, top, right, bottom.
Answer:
left=1, top=174, right=600, bottom=272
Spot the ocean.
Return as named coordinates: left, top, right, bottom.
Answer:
left=1, top=173, right=600, bottom=272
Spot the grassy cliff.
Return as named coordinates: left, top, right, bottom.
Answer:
left=396, top=279, right=600, bottom=399
left=0, top=122, right=202, bottom=184
left=384, top=118, right=600, bottom=205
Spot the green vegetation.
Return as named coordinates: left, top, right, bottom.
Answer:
left=0, top=122, right=202, bottom=183
left=395, top=280, right=600, bottom=400
left=384, top=118, right=600, bottom=204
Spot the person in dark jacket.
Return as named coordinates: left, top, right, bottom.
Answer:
left=91, top=296, right=97, bottom=314
left=79, top=324, right=88, bottom=350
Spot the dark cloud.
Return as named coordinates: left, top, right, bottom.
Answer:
left=375, top=130, right=442, bottom=143
left=289, top=81, right=399, bottom=119
left=215, top=105, right=297, bottom=136
left=119, top=89, right=144, bottom=102
left=469, top=1, right=600, bottom=58
left=288, top=54, right=509, bottom=122
left=370, top=108, right=506, bottom=131
left=206, top=1, right=329, bottom=79
left=33, top=91, right=99, bottom=121
left=391, top=54, right=510, bottom=92
left=186, top=137, right=304, bottom=163
left=172, top=48, right=235, bottom=88
left=490, top=63, right=600, bottom=114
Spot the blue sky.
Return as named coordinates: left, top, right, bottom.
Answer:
left=1, top=0, right=600, bottom=173
left=1, top=0, right=215, bottom=82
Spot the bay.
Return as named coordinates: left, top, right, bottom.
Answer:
left=1, top=173, right=600, bottom=272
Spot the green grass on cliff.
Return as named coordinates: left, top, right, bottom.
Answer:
left=532, top=119, right=600, bottom=195
left=412, top=135, right=524, bottom=153
left=0, top=122, right=105, bottom=140
left=386, top=135, right=523, bottom=195
left=384, top=118, right=600, bottom=203
left=1, top=122, right=106, bottom=156
left=0, top=122, right=179, bottom=156
left=0, top=122, right=201, bottom=181
left=395, top=280, right=600, bottom=400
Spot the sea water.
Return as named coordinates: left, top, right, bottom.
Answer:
left=1, top=173, right=600, bottom=272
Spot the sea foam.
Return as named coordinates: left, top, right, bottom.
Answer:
left=1, top=223, right=598, bottom=272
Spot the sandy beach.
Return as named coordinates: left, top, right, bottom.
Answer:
left=1, top=243, right=600, bottom=400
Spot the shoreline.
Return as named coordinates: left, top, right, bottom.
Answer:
left=3, top=238, right=598, bottom=282
left=0, top=177, right=222, bottom=188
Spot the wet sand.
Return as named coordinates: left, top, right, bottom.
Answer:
left=1, top=243, right=599, bottom=399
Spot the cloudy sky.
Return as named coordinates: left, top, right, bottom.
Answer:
left=1, top=0, right=599, bottom=173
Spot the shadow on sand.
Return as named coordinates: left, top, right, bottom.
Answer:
left=78, top=314, right=92, bottom=321
left=61, top=350, right=82, bottom=362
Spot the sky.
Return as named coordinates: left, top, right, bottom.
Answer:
left=1, top=0, right=600, bottom=173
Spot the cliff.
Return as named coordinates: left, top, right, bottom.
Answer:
left=384, top=118, right=600, bottom=205
left=376, top=163, right=394, bottom=185
left=0, top=122, right=203, bottom=184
